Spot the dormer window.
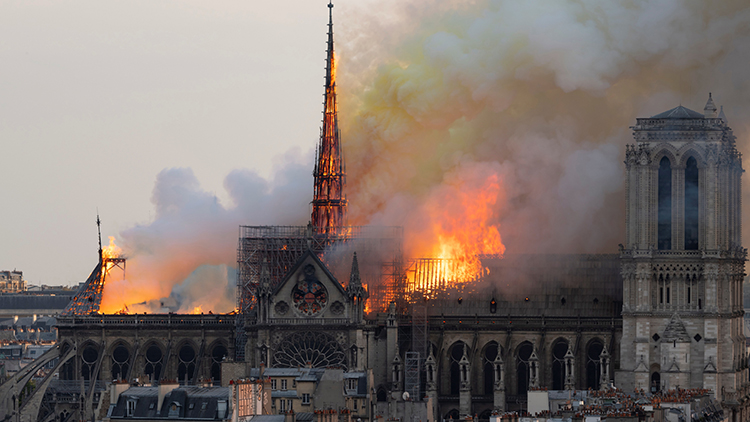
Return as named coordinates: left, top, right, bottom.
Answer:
left=126, top=399, right=137, bottom=417
left=168, top=402, right=180, bottom=418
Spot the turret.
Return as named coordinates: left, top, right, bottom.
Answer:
left=704, top=92, right=717, bottom=118
left=346, top=252, right=368, bottom=323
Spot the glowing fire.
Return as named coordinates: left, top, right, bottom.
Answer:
left=191, top=305, right=204, bottom=314
left=408, top=167, right=506, bottom=293
left=102, top=236, right=123, bottom=272
left=330, top=52, right=337, bottom=88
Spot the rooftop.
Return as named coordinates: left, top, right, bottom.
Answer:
left=650, top=105, right=704, bottom=119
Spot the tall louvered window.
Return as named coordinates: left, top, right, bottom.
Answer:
left=685, top=157, right=699, bottom=250
left=658, top=157, right=672, bottom=250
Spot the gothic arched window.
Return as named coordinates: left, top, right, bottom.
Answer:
left=210, top=344, right=228, bottom=384
left=177, top=344, right=197, bottom=385
left=586, top=340, right=604, bottom=389
left=651, top=371, right=661, bottom=393
left=516, top=342, right=533, bottom=395
left=449, top=342, right=465, bottom=395
left=685, top=156, right=699, bottom=250
left=144, top=344, right=163, bottom=383
left=81, top=344, right=99, bottom=381
left=111, top=344, right=130, bottom=381
left=483, top=342, right=499, bottom=395
left=551, top=341, right=568, bottom=390
left=658, top=156, right=672, bottom=250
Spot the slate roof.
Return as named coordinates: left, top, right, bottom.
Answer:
left=650, top=105, right=704, bottom=119
left=263, top=368, right=303, bottom=377
left=247, top=416, right=285, bottom=422
left=109, top=386, right=230, bottom=420
left=0, top=295, right=73, bottom=311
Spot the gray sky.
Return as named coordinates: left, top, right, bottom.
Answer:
left=3, top=0, right=750, bottom=293
left=1, top=1, right=336, bottom=285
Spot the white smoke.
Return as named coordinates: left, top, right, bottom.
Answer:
left=105, top=0, right=750, bottom=312
left=337, top=0, right=750, bottom=255
left=100, top=149, right=312, bottom=313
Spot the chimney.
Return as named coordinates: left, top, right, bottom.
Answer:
left=110, top=381, right=130, bottom=405
left=158, top=380, right=180, bottom=411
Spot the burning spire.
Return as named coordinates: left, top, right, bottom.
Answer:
left=61, top=215, right=125, bottom=316
left=311, top=1, right=347, bottom=234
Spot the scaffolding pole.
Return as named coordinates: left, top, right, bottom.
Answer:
left=235, top=225, right=404, bottom=361
left=404, top=351, right=420, bottom=401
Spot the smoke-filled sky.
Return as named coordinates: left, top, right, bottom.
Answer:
left=2, top=0, right=750, bottom=312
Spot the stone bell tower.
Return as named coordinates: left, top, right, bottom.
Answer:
left=617, top=95, right=746, bottom=410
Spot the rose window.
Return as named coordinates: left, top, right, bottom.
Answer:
left=292, top=265, right=328, bottom=316
left=273, top=331, right=347, bottom=369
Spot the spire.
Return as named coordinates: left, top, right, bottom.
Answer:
left=719, top=105, right=728, bottom=124
left=704, top=92, right=717, bottom=118
left=325, top=1, right=335, bottom=89
left=349, top=252, right=360, bottom=287
left=96, top=213, right=103, bottom=260
left=311, top=1, right=347, bottom=234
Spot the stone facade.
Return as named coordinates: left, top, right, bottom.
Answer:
left=616, top=96, right=748, bottom=417
left=14, top=97, right=748, bottom=422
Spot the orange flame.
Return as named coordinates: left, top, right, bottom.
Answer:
left=330, top=52, right=337, bottom=87
left=102, top=236, right=123, bottom=271
left=191, top=305, right=204, bottom=314
left=408, top=168, right=505, bottom=293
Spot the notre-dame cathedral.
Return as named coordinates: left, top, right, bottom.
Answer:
left=617, top=97, right=746, bottom=401
left=2, top=3, right=747, bottom=422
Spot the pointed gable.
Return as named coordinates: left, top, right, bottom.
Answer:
left=662, top=313, right=691, bottom=342
left=650, top=105, right=704, bottom=119
left=272, top=250, right=345, bottom=297
left=269, top=249, right=349, bottom=320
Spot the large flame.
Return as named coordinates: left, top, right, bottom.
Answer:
left=407, top=165, right=506, bottom=293
left=330, top=52, right=337, bottom=88
left=102, top=236, right=123, bottom=272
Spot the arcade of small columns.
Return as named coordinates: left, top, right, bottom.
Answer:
left=382, top=323, right=615, bottom=418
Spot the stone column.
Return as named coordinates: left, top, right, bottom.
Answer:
left=391, top=344, right=402, bottom=393
left=599, top=346, right=610, bottom=390
left=564, top=348, right=575, bottom=390
left=529, top=349, right=539, bottom=389
left=459, top=345, right=471, bottom=418
left=425, top=350, right=438, bottom=419
left=493, top=353, right=505, bottom=412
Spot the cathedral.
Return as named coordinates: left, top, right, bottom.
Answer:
left=2, top=3, right=748, bottom=422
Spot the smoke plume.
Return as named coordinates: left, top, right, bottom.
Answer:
left=103, top=0, right=750, bottom=312
left=99, top=150, right=311, bottom=313
left=337, top=0, right=750, bottom=257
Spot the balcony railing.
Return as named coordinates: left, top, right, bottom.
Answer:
left=56, top=314, right=235, bottom=327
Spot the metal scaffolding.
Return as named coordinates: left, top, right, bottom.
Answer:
left=404, top=351, right=420, bottom=401
left=235, top=224, right=404, bottom=361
